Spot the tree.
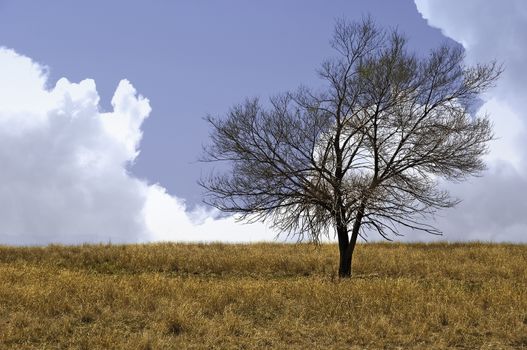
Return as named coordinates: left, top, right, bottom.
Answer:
left=200, top=18, right=501, bottom=277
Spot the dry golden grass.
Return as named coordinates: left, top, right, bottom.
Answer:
left=0, top=242, right=525, bottom=349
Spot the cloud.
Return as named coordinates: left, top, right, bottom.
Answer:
left=144, top=184, right=276, bottom=243
left=0, top=47, right=275, bottom=245
left=410, top=0, right=527, bottom=242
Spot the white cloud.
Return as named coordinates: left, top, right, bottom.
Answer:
left=0, top=47, right=276, bottom=245
left=414, top=0, right=527, bottom=168
left=144, top=184, right=276, bottom=243
left=412, top=0, right=527, bottom=242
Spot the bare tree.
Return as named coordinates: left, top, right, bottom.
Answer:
left=200, top=18, right=501, bottom=277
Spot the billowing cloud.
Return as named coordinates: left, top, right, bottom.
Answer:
left=409, top=0, right=527, bottom=242
left=144, top=184, right=276, bottom=243
left=0, top=47, right=275, bottom=245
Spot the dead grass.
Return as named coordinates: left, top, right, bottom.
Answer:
left=0, top=242, right=525, bottom=349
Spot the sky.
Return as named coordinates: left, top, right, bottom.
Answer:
left=0, top=0, right=525, bottom=244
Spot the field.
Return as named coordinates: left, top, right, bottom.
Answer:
left=0, top=242, right=526, bottom=349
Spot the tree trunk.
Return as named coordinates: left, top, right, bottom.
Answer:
left=337, top=225, right=352, bottom=277
left=338, top=248, right=353, bottom=277
left=338, top=203, right=366, bottom=278
left=339, top=233, right=351, bottom=278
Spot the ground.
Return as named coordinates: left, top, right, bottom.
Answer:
left=0, top=242, right=525, bottom=349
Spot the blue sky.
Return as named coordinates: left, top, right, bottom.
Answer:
left=0, top=0, right=525, bottom=244
left=0, top=0, right=450, bottom=204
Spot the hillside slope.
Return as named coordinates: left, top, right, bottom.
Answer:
left=0, top=243, right=526, bottom=349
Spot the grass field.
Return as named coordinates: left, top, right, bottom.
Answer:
left=0, top=242, right=526, bottom=349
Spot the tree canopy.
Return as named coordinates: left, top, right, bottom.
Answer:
left=201, top=18, right=501, bottom=277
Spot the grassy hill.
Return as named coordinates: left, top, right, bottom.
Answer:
left=0, top=242, right=525, bottom=349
